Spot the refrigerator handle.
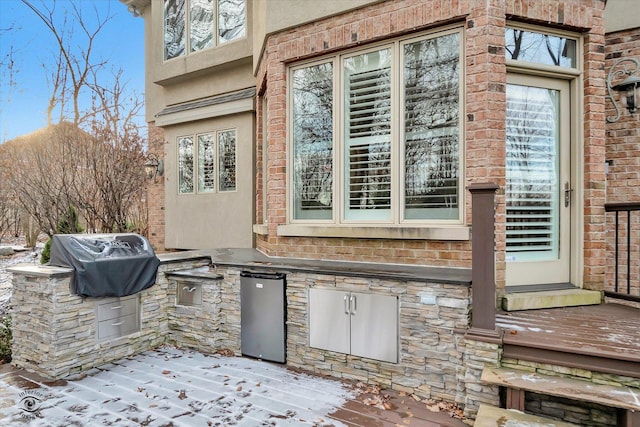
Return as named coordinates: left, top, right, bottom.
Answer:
left=350, top=295, right=357, bottom=315
left=344, top=294, right=349, bottom=315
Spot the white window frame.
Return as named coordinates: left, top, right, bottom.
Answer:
left=177, top=128, right=238, bottom=195
left=287, top=27, right=465, bottom=229
left=163, top=0, right=247, bottom=62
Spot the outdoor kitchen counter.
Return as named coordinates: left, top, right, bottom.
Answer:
left=164, top=265, right=223, bottom=280
left=157, top=248, right=471, bottom=286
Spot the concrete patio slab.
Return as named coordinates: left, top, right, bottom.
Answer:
left=0, top=347, right=355, bottom=426
left=0, top=347, right=468, bottom=426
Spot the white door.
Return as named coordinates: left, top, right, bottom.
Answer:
left=505, top=74, right=572, bottom=287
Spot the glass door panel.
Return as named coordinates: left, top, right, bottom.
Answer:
left=505, top=75, right=571, bottom=286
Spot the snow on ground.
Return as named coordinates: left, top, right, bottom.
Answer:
left=0, top=239, right=42, bottom=317
left=0, top=248, right=42, bottom=318
left=0, top=347, right=355, bottom=426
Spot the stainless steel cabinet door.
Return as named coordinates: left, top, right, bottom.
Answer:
left=350, top=292, right=398, bottom=363
left=309, top=288, right=350, bottom=354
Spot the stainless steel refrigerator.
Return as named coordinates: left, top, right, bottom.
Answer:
left=240, top=271, right=286, bottom=363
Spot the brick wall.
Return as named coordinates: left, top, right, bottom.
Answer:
left=255, top=0, right=606, bottom=289
left=147, top=122, right=166, bottom=252
left=604, top=27, right=640, bottom=296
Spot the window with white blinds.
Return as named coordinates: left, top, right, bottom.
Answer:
left=288, top=28, right=462, bottom=225
left=344, top=49, right=392, bottom=220
left=506, top=84, right=560, bottom=259
left=177, top=129, right=237, bottom=195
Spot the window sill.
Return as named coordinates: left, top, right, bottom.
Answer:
left=276, top=224, right=470, bottom=241
left=253, top=224, right=269, bottom=236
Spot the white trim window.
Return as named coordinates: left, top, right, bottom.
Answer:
left=178, top=129, right=237, bottom=194
left=290, top=29, right=463, bottom=225
left=505, top=27, right=577, bottom=69
left=164, top=0, right=246, bottom=61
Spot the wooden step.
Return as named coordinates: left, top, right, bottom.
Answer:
left=482, top=367, right=640, bottom=411
left=475, top=404, right=579, bottom=427
left=481, top=367, right=640, bottom=427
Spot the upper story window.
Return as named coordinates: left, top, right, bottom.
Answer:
left=164, top=0, right=246, bottom=61
left=505, top=27, right=577, bottom=69
left=290, top=29, right=462, bottom=225
left=178, top=129, right=237, bottom=194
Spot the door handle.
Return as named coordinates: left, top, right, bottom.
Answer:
left=350, top=295, right=357, bottom=315
left=564, top=182, right=573, bottom=208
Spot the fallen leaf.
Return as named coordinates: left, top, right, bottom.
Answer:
left=162, top=370, right=171, bottom=375
left=236, top=386, right=243, bottom=392
left=178, top=390, right=187, bottom=400
left=425, top=402, right=440, bottom=412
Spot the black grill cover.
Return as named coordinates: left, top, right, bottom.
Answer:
left=49, top=233, right=160, bottom=297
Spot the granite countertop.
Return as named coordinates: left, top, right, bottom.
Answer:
left=158, top=248, right=471, bottom=286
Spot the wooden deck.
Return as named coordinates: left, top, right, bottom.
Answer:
left=330, top=388, right=467, bottom=427
left=496, top=302, right=640, bottom=378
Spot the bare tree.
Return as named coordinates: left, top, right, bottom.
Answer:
left=2, top=1, right=148, bottom=243
left=21, top=0, right=111, bottom=126
left=0, top=145, right=21, bottom=242
left=2, top=124, right=81, bottom=237
left=1, top=23, right=19, bottom=143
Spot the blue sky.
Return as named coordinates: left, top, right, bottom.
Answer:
left=0, top=0, right=145, bottom=142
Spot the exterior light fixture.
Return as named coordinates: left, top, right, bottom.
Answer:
left=613, top=74, right=640, bottom=114
left=606, top=58, right=640, bottom=123
left=144, top=153, right=164, bottom=180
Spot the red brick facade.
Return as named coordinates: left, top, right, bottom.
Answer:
left=606, top=28, right=640, bottom=203
left=147, top=122, right=166, bottom=252
left=604, top=27, right=640, bottom=295
left=255, top=0, right=606, bottom=290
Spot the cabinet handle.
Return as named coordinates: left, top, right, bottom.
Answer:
left=111, top=321, right=124, bottom=326
left=110, top=305, right=123, bottom=310
left=350, top=295, right=357, bottom=315
left=344, top=295, right=349, bottom=315
left=183, top=286, right=197, bottom=293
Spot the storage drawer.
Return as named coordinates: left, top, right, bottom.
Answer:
left=97, top=295, right=138, bottom=321
left=177, top=282, right=202, bottom=306
left=97, top=313, right=139, bottom=341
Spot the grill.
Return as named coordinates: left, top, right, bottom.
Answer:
left=49, top=233, right=160, bottom=297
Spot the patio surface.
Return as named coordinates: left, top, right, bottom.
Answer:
left=0, top=347, right=467, bottom=426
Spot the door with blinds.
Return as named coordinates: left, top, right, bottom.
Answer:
left=505, top=74, right=572, bottom=287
